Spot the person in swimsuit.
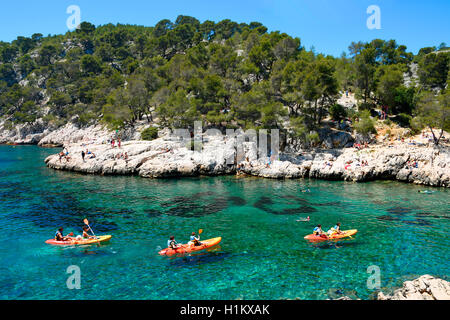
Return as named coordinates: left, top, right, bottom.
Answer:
left=55, top=227, right=71, bottom=241
left=167, top=236, right=181, bottom=250
left=313, top=224, right=327, bottom=238
left=189, top=232, right=202, bottom=246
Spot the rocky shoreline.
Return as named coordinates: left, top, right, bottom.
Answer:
left=377, top=275, right=450, bottom=300
left=1, top=120, right=449, bottom=187
left=41, top=130, right=450, bottom=187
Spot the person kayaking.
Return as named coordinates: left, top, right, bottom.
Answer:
left=167, top=236, right=181, bottom=250
left=74, top=226, right=93, bottom=240
left=328, top=222, right=343, bottom=236
left=313, top=224, right=327, bottom=238
left=55, top=227, right=72, bottom=241
left=188, top=232, right=202, bottom=246
left=297, top=216, right=310, bottom=222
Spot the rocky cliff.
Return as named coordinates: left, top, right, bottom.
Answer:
left=44, top=132, right=450, bottom=187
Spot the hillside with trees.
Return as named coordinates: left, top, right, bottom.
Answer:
left=0, top=16, right=448, bottom=146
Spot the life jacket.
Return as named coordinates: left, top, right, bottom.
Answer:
left=55, top=231, right=63, bottom=241
left=167, top=240, right=177, bottom=248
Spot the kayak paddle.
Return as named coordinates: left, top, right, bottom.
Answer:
left=83, top=218, right=98, bottom=239
left=198, top=229, right=203, bottom=235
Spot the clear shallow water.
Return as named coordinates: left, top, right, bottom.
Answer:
left=0, top=145, right=448, bottom=300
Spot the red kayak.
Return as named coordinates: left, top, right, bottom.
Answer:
left=159, top=237, right=221, bottom=256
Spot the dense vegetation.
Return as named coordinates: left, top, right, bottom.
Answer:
left=0, top=16, right=449, bottom=145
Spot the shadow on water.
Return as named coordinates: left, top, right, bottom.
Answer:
left=306, top=240, right=361, bottom=250
left=166, top=250, right=233, bottom=266
left=48, top=244, right=115, bottom=258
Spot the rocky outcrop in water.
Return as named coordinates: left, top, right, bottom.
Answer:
left=44, top=132, right=450, bottom=187
left=0, top=120, right=148, bottom=146
left=378, top=275, right=450, bottom=300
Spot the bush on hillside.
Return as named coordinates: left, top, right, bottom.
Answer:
left=141, top=127, right=159, bottom=140
left=393, top=113, right=412, bottom=127
left=329, top=104, right=347, bottom=121
left=354, top=110, right=376, bottom=136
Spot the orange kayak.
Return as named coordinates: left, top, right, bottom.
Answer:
left=159, top=237, right=222, bottom=256
left=304, top=229, right=357, bottom=241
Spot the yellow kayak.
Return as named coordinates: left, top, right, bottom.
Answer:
left=45, top=235, right=112, bottom=245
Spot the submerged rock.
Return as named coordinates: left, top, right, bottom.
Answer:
left=378, top=275, right=450, bottom=300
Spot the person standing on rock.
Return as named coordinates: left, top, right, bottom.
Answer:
left=111, top=139, right=115, bottom=148
left=81, top=150, right=85, bottom=162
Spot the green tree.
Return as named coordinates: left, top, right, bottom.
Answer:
left=354, top=110, right=376, bottom=137
left=418, top=52, right=450, bottom=90
left=412, top=91, right=450, bottom=145
left=81, top=55, right=102, bottom=74
left=354, top=46, right=377, bottom=104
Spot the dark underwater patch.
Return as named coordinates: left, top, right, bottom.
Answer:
left=313, top=201, right=341, bottom=207
left=228, top=196, right=246, bottom=206
left=403, top=219, right=432, bottom=226
left=93, top=207, right=136, bottom=215
left=253, top=196, right=275, bottom=213
left=372, top=200, right=389, bottom=205
left=161, top=196, right=189, bottom=208
left=386, top=206, right=412, bottom=215
left=297, top=206, right=317, bottom=213
left=274, top=206, right=316, bottom=215
left=9, top=191, right=119, bottom=231
left=168, top=251, right=229, bottom=266
left=254, top=195, right=316, bottom=215
left=280, top=195, right=310, bottom=204
left=377, top=215, right=401, bottom=221
left=146, top=209, right=162, bottom=217
left=162, top=196, right=228, bottom=217
left=415, top=212, right=449, bottom=219
left=192, top=191, right=216, bottom=198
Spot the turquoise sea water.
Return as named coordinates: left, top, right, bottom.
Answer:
left=0, top=145, right=448, bottom=300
